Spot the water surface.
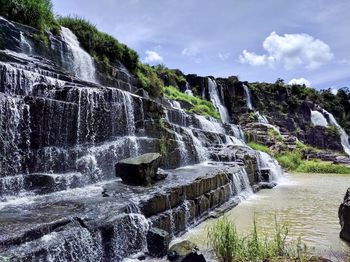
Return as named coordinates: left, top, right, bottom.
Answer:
left=180, top=173, right=350, bottom=259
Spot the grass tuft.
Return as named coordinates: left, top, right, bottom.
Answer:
left=207, top=216, right=308, bottom=262
left=248, top=142, right=271, bottom=155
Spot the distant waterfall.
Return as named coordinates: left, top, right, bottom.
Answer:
left=255, top=111, right=268, bottom=124
left=311, top=110, right=328, bottom=127
left=207, top=78, right=230, bottom=123
left=61, top=27, right=97, bottom=83
left=20, top=32, right=32, bottom=54
left=243, top=84, right=253, bottom=110
left=323, top=109, right=350, bottom=156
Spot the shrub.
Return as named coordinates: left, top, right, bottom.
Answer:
left=276, top=151, right=302, bottom=171
left=296, top=161, right=350, bottom=174
left=164, top=85, right=220, bottom=119
left=58, top=16, right=139, bottom=72
left=0, top=0, right=60, bottom=34
left=207, top=216, right=307, bottom=262
left=135, top=63, right=164, bottom=97
left=248, top=142, right=271, bottom=155
left=268, top=128, right=283, bottom=142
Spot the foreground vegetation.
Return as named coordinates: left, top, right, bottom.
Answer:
left=207, top=216, right=308, bottom=262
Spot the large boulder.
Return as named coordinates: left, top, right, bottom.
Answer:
left=147, top=227, right=170, bottom=257
left=167, top=240, right=206, bottom=262
left=339, top=188, right=350, bottom=242
left=115, top=153, right=162, bottom=185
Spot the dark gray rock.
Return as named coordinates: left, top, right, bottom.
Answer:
left=168, top=240, right=206, bottom=262
left=339, top=188, right=350, bottom=242
left=147, top=227, right=170, bottom=257
left=115, top=153, right=162, bottom=185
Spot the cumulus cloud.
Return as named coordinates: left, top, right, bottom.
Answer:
left=288, top=78, right=311, bottom=86
left=142, top=50, right=163, bottom=63
left=239, top=32, right=334, bottom=70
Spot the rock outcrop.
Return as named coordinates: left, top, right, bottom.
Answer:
left=115, top=153, right=162, bottom=185
left=339, top=187, right=350, bottom=242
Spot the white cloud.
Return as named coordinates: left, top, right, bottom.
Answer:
left=218, top=52, right=231, bottom=61
left=288, top=77, right=311, bottom=86
left=239, top=32, right=334, bottom=70
left=142, top=50, right=163, bottom=63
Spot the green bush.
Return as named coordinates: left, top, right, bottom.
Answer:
left=164, top=85, right=220, bottom=119
left=135, top=63, right=164, bottom=97
left=58, top=16, right=138, bottom=72
left=207, top=216, right=307, bottom=262
left=248, top=142, right=271, bottom=154
left=268, top=128, right=283, bottom=142
left=276, top=151, right=302, bottom=171
left=0, top=0, right=59, bottom=34
left=296, top=161, right=350, bottom=174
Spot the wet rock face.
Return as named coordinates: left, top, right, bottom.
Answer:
left=147, top=227, right=170, bottom=257
left=339, top=188, right=350, bottom=242
left=115, top=153, right=162, bottom=185
left=306, top=126, right=343, bottom=152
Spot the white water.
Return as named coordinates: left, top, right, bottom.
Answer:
left=322, top=109, right=350, bottom=156
left=256, top=111, right=269, bottom=124
left=184, top=83, right=194, bottom=96
left=257, top=151, right=284, bottom=181
left=207, top=78, right=230, bottom=123
left=195, top=115, right=225, bottom=133
left=183, top=127, right=208, bottom=162
left=243, top=84, right=253, bottom=110
left=311, top=110, right=328, bottom=127
left=229, top=124, right=245, bottom=141
left=60, top=27, right=96, bottom=83
left=20, top=32, right=32, bottom=54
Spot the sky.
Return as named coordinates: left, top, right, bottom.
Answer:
left=52, top=0, right=350, bottom=90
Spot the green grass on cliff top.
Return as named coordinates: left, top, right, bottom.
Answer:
left=164, top=85, right=220, bottom=120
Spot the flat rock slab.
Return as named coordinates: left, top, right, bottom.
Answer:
left=116, top=153, right=162, bottom=185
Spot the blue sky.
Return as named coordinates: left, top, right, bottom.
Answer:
left=52, top=0, right=350, bottom=90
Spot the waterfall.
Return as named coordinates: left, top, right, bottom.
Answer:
left=184, top=83, right=193, bottom=96
left=322, top=109, right=350, bottom=156
left=229, top=124, right=245, bottom=141
left=311, top=110, right=328, bottom=127
left=257, top=151, right=283, bottom=181
left=243, top=84, right=253, bottom=110
left=256, top=111, right=269, bottom=124
left=195, top=115, right=225, bottom=133
left=20, top=32, right=32, bottom=54
left=60, top=27, right=97, bottom=83
left=207, top=78, right=230, bottom=123
left=183, top=128, right=208, bottom=162
left=230, top=168, right=253, bottom=201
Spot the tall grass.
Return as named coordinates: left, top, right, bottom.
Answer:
left=296, top=160, right=350, bottom=174
left=276, top=151, right=302, bottom=171
left=248, top=142, right=271, bottom=155
left=207, top=216, right=307, bottom=262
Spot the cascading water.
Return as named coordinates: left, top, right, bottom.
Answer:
left=322, top=109, right=350, bottom=156
left=256, top=111, right=269, bottom=124
left=311, top=110, right=328, bottom=127
left=20, top=32, right=32, bottom=54
left=257, top=151, right=283, bottom=181
left=243, top=84, right=253, bottom=110
left=195, top=115, right=225, bottom=133
left=60, top=27, right=97, bottom=83
left=207, top=78, right=230, bottom=123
